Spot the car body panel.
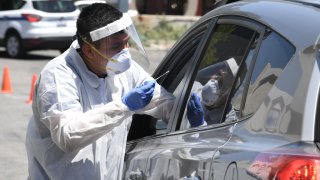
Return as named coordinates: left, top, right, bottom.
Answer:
left=125, top=139, right=161, bottom=179
left=212, top=121, right=320, bottom=179
left=149, top=123, right=235, bottom=179
left=301, top=51, right=320, bottom=140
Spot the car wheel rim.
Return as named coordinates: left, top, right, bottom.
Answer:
left=7, top=36, right=19, bottom=57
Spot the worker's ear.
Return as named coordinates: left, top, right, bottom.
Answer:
left=81, top=43, right=95, bottom=59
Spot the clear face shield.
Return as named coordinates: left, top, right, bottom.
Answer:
left=80, top=13, right=149, bottom=76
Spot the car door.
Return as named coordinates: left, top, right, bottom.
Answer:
left=210, top=22, right=296, bottom=179
left=124, top=17, right=216, bottom=180
left=142, top=17, right=261, bottom=180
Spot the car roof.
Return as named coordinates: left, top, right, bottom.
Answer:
left=202, top=0, right=320, bottom=50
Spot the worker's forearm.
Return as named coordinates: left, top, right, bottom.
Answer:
left=44, top=100, right=131, bottom=152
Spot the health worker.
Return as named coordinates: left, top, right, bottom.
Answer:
left=25, top=3, right=175, bottom=180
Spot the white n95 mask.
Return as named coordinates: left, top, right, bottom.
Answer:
left=106, top=48, right=131, bottom=75
left=201, top=79, right=220, bottom=106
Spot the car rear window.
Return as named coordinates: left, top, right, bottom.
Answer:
left=242, top=31, right=295, bottom=116
left=32, top=1, right=76, bottom=12
left=0, top=0, right=25, bottom=10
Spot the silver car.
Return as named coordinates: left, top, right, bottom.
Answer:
left=125, top=0, right=320, bottom=179
left=0, top=0, right=78, bottom=58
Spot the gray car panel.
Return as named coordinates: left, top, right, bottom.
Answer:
left=212, top=120, right=320, bottom=179
left=301, top=51, right=320, bottom=140
left=148, top=124, right=236, bottom=179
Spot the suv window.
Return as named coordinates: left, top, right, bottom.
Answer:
left=32, top=1, right=76, bottom=12
left=225, top=30, right=295, bottom=121
left=179, top=23, right=256, bottom=130
left=0, top=0, right=25, bottom=10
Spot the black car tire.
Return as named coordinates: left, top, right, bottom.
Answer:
left=5, top=32, right=25, bottom=58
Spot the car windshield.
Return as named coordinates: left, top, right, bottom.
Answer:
left=32, top=1, right=76, bottom=12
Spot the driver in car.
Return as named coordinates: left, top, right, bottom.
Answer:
left=187, top=58, right=239, bottom=127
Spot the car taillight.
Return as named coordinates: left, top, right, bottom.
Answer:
left=247, top=153, right=320, bottom=179
left=22, top=14, right=41, bottom=22
left=277, top=158, right=320, bottom=179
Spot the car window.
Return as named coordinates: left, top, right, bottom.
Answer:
left=0, top=0, right=25, bottom=10
left=127, top=20, right=211, bottom=141
left=155, top=21, right=212, bottom=133
left=179, top=23, right=256, bottom=130
left=242, top=31, right=295, bottom=116
left=224, top=33, right=260, bottom=122
left=32, top=1, right=76, bottom=12
left=225, top=30, right=295, bottom=121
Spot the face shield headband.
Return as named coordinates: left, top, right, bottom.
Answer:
left=90, top=13, right=132, bottom=41
left=79, top=13, right=149, bottom=75
left=86, top=12, right=147, bottom=56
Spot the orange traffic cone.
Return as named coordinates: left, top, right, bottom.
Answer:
left=1, top=66, right=13, bottom=93
left=26, top=74, right=37, bottom=104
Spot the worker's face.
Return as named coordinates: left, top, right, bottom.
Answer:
left=82, top=32, right=130, bottom=77
left=98, top=32, right=130, bottom=59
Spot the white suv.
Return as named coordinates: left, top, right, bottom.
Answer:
left=0, top=0, right=79, bottom=58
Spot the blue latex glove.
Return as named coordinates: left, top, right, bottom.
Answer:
left=187, top=92, right=205, bottom=127
left=122, top=80, right=156, bottom=111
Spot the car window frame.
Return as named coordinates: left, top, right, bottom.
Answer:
left=159, top=17, right=218, bottom=134
left=169, top=16, right=267, bottom=134
left=166, top=18, right=219, bottom=133
left=127, top=18, right=217, bottom=143
left=220, top=17, right=267, bottom=124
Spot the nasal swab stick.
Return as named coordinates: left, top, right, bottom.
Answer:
left=155, top=70, right=170, bottom=80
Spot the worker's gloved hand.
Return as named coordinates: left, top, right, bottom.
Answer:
left=122, top=80, right=156, bottom=111
left=187, top=92, right=205, bottom=127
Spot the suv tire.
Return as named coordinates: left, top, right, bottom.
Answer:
left=5, top=32, right=25, bottom=58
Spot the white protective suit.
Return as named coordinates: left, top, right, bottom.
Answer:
left=25, top=40, right=175, bottom=180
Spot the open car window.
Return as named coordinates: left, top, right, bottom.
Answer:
left=127, top=19, right=213, bottom=141
left=179, top=22, right=257, bottom=130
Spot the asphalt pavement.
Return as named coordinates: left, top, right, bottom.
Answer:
left=0, top=48, right=166, bottom=180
